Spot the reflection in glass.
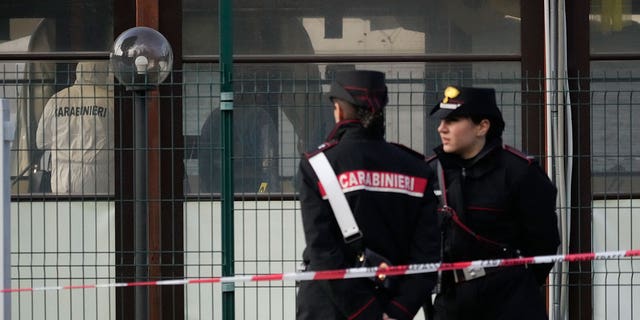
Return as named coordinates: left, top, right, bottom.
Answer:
left=590, top=1, right=640, bottom=54
left=0, top=1, right=112, bottom=52
left=0, top=19, right=56, bottom=193
left=183, top=0, right=520, bottom=56
left=184, top=63, right=332, bottom=195
left=198, top=106, right=280, bottom=194
left=183, top=62, right=520, bottom=195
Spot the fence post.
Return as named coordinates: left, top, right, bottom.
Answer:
left=0, top=98, right=15, bottom=318
left=219, top=0, right=235, bottom=319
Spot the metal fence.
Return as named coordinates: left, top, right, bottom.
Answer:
left=1, top=61, right=639, bottom=319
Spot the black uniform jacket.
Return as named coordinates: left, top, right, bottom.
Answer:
left=298, top=120, right=440, bottom=319
left=428, top=138, right=560, bottom=284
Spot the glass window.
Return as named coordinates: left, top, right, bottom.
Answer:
left=591, top=61, right=640, bottom=195
left=1, top=61, right=115, bottom=195
left=183, top=0, right=520, bottom=56
left=0, top=1, right=113, bottom=52
left=183, top=63, right=332, bottom=195
left=183, top=61, right=521, bottom=195
left=590, top=1, right=640, bottom=54
left=0, top=1, right=115, bottom=195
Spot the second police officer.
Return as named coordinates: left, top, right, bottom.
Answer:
left=426, top=86, right=560, bottom=320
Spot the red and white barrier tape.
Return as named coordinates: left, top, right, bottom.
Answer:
left=2, top=249, right=639, bottom=294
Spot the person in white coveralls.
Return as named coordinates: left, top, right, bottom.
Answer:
left=36, top=61, right=114, bottom=194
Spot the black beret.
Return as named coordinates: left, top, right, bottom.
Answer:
left=328, top=70, right=388, bottom=111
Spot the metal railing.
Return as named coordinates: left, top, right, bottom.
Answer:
left=0, top=64, right=638, bottom=319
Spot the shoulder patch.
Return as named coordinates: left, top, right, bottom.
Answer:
left=304, top=140, right=338, bottom=159
left=503, top=145, right=534, bottom=165
left=390, top=142, right=427, bottom=160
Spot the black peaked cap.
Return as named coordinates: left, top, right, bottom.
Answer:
left=328, top=70, right=388, bottom=111
left=430, top=86, right=502, bottom=121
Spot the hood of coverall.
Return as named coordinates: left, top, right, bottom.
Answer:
left=75, top=61, right=111, bottom=86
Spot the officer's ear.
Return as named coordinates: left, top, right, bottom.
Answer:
left=475, top=119, right=491, bottom=137
left=333, top=99, right=346, bottom=123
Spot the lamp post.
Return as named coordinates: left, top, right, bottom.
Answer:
left=110, top=26, right=173, bottom=320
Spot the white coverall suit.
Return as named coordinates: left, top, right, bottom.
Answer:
left=36, top=61, right=114, bottom=194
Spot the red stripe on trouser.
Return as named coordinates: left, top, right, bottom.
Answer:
left=348, top=297, right=376, bottom=320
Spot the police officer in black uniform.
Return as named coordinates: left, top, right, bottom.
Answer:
left=296, top=70, right=440, bottom=320
left=426, top=86, right=560, bottom=319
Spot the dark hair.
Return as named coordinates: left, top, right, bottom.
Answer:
left=335, top=99, right=385, bottom=135
left=469, top=114, right=505, bottom=140
left=356, top=106, right=385, bottom=134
